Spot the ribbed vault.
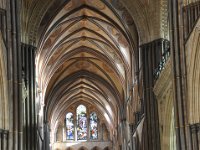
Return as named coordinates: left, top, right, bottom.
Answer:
left=35, top=0, right=136, bottom=140
left=21, top=0, right=165, bottom=45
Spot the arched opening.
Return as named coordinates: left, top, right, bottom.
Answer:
left=34, top=0, right=138, bottom=149
left=187, top=19, right=200, bottom=124
left=4, top=0, right=200, bottom=149
left=77, top=105, right=87, bottom=140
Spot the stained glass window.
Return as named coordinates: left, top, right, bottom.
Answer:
left=77, top=105, right=87, bottom=140
left=65, top=105, right=100, bottom=141
left=66, top=112, right=74, bottom=140
left=90, top=112, right=98, bottom=140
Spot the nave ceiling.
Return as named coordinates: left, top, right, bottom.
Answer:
left=24, top=0, right=138, bottom=136
left=20, top=0, right=168, bottom=139
left=0, top=0, right=200, bottom=149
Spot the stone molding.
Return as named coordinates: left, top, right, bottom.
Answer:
left=154, top=58, right=172, bottom=99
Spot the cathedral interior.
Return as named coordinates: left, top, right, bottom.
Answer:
left=0, top=0, right=200, bottom=150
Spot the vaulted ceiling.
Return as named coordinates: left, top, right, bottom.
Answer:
left=21, top=0, right=168, bottom=138
left=33, top=0, right=137, bottom=135
left=21, top=0, right=167, bottom=45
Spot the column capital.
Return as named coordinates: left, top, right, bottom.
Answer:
left=21, top=42, right=37, bottom=50
left=190, top=123, right=200, bottom=133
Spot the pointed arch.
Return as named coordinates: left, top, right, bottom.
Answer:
left=77, top=104, right=87, bottom=140
left=186, top=19, right=200, bottom=124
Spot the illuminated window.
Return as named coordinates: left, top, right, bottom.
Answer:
left=77, top=105, right=87, bottom=140
left=65, top=105, right=99, bottom=141
left=90, top=112, right=98, bottom=140
left=66, top=112, right=74, bottom=140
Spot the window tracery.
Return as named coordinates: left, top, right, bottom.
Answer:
left=65, top=104, right=99, bottom=141
left=77, top=105, right=87, bottom=140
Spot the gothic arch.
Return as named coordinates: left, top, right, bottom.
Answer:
left=154, top=59, right=176, bottom=150
left=32, top=0, right=140, bottom=149
left=21, top=0, right=167, bottom=45
left=186, top=18, right=200, bottom=124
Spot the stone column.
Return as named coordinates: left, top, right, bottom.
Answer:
left=190, top=123, right=200, bottom=150
left=62, top=123, right=66, bottom=141
left=6, top=0, right=22, bottom=149
left=121, top=119, right=128, bottom=150
left=169, top=0, right=190, bottom=149
left=21, top=43, right=37, bottom=150
left=74, top=118, right=77, bottom=141
left=87, top=117, right=90, bottom=141
left=0, top=129, right=9, bottom=150
left=2, top=130, right=8, bottom=150
left=198, top=125, right=200, bottom=150
left=0, top=129, right=2, bottom=149
left=44, top=122, right=50, bottom=150
left=129, top=123, right=134, bottom=150
left=140, top=38, right=169, bottom=150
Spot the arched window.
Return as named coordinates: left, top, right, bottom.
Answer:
left=65, top=105, right=100, bottom=141
left=90, top=112, right=98, bottom=140
left=77, top=105, right=87, bottom=140
left=66, top=112, right=74, bottom=140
